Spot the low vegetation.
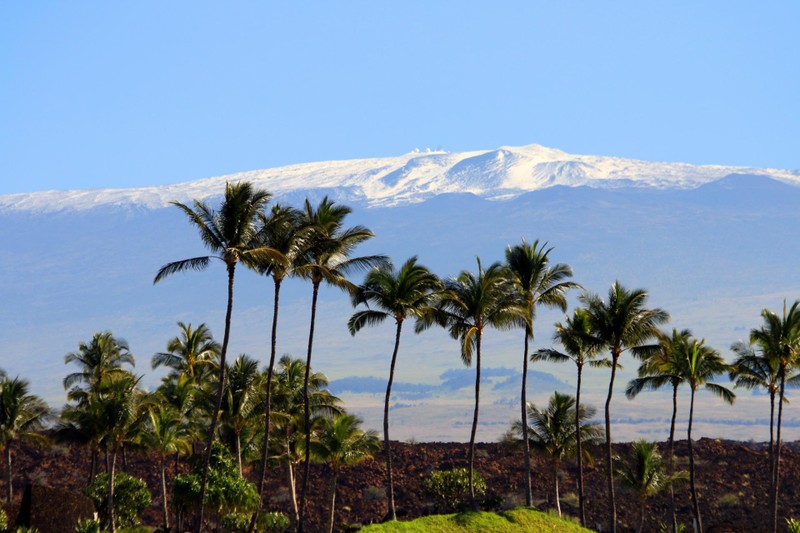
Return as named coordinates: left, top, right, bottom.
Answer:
left=359, top=508, right=592, bottom=532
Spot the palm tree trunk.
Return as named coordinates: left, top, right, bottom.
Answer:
left=236, top=432, right=243, bottom=476
left=160, top=456, right=170, bottom=531
left=576, top=363, right=586, bottom=527
left=688, top=385, right=702, bottom=533
left=198, top=261, right=236, bottom=533
left=553, top=460, right=561, bottom=517
left=328, top=471, right=339, bottom=533
left=383, top=320, right=403, bottom=521
left=251, top=277, right=283, bottom=533
left=637, top=498, right=645, bottom=533
left=89, top=449, right=97, bottom=483
left=772, top=371, right=786, bottom=533
left=5, top=443, right=12, bottom=504
left=668, top=382, right=678, bottom=533
left=288, top=457, right=299, bottom=525
left=768, top=390, right=775, bottom=524
left=468, top=331, right=482, bottom=511
left=122, top=445, right=128, bottom=472
left=520, top=328, right=533, bottom=508
left=605, top=352, right=620, bottom=533
left=299, top=280, right=321, bottom=533
left=108, top=449, right=117, bottom=533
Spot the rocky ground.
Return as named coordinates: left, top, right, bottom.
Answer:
left=2, top=437, right=799, bottom=532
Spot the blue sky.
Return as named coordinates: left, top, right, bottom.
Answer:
left=2, top=2, right=798, bottom=194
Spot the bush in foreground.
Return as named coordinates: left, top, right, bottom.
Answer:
left=359, top=507, right=591, bottom=532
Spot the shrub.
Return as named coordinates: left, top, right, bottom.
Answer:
left=257, top=512, right=290, bottom=532
left=86, top=472, right=152, bottom=529
left=74, top=518, right=103, bottom=533
left=0, top=508, right=7, bottom=530
left=423, top=468, right=487, bottom=512
left=217, top=511, right=290, bottom=533
left=787, top=518, right=800, bottom=533
left=715, top=492, right=740, bottom=508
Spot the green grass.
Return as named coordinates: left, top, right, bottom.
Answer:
left=359, top=507, right=593, bottom=532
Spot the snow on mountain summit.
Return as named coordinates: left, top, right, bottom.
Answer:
left=2, top=144, right=798, bottom=213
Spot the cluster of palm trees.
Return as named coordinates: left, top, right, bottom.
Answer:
left=3, top=179, right=799, bottom=533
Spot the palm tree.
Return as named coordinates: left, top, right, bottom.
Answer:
left=154, top=181, right=274, bottom=532
left=142, top=404, right=193, bottom=531
left=247, top=204, right=305, bottom=530
left=534, top=308, right=609, bottom=526
left=92, top=373, right=150, bottom=532
left=270, top=355, right=342, bottom=526
left=616, top=440, right=687, bottom=533
left=419, top=258, right=525, bottom=508
left=625, top=328, right=691, bottom=533
left=220, top=355, right=262, bottom=475
left=680, top=337, right=735, bottom=533
left=744, top=302, right=800, bottom=533
left=514, top=391, right=601, bottom=517
left=0, top=375, right=50, bottom=503
left=294, top=196, right=384, bottom=532
left=348, top=256, right=442, bottom=520
left=64, top=332, right=135, bottom=403
left=581, top=281, right=668, bottom=533
left=309, top=413, right=380, bottom=533
left=504, top=240, right=580, bottom=507
left=152, top=322, right=221, bottom=382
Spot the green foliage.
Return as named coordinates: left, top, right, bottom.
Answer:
left=219, top=512, right=250, bottom=533
left=74, top=518, right=103, bottom=533
left=359, top=507, right=592, bottom=532
left=424, top=468, right=487, bottom=512
left=86, top=472, right=152, bottom=529
left=257, top=512, right=291, bottom=533
left=173, top=442, right=259, bottom=520
left=787, top=518, right=800, bottom=533
left=0, top=508, right=7, bottom=530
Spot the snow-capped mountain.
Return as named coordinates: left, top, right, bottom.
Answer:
left=2, top=144, right=798, bottom=212
left=2, top=144, right=800, bottom=442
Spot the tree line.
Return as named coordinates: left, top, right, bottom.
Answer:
left=1, top=180, right=798, bottom=533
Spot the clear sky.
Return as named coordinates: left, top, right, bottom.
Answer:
left=1, top=2, right=798, bottom=194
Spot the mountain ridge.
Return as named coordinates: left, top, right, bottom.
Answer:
left=3, top=143, right=799, bottom=213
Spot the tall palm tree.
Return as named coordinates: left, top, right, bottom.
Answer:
left=745, top=302, right=800, bottom=533
left=308, top=413, right=380, bottom=533
left=680, top=337, right=734, bottom=533
left=419, top=258, right=525, bottom=508
left=625, top=328, right=691, bottom=533
left=615, top=440, right=686, bottom=533
left=152, top=322, right=221, bottom=382
left=64, top=332, right=135, bottom=403
left=247, top=204, right=304, bottom=531
left=581, top=281, right=668, bottom=533
left=534, top=308, right=609, bottom=526
left=154, top=181, right=274, bottom=532
left=504, top=240, right=579, bottom=507
left=142, top=404, right=193, bottom=531
left=0, top=375, right=50, bottom=503
left=348, top=256, right=442, bottom=520
left=294, top=196, right=384, bottom=532
left=514, top=391, right=601, bottom=517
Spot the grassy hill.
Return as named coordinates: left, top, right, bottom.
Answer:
left=359, top=508, right=593, bottom=532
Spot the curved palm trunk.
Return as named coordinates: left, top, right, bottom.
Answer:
left=250, top=277, right=283, bottom=533
left=197, top=262, right=236, bottom=533
left=108, top=449, right=117, bottom=533
left=383, top=320, right=403, bottom=521
left=5, top=443, right=12, bottom=504
left=605, top=352, right=620, bottom=533
left=328, top=471, right=339, bottom=533
left=160, top=456, right=170, bottom=531
left=772, top=371, right=786, bottom=533
left=553, top=460, right=561, bottom=517
left=520, top=329, right=533, bottom=507
left=235, top=432, right=243, bottom=475
left=688, top=385, right=703, bottom=533
left=575, top=363, right=586, bottom=527
left=668, top=382, right=678, bottom=533
left=468, top=331, right=482, bottom=510
left=298, top=280, right=321, bottom=533
left=288, top=456, right=299, bottom=525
